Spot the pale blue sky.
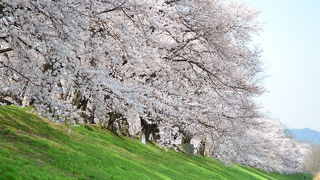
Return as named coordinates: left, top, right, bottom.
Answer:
left=241, top=0, right=320, bottom=131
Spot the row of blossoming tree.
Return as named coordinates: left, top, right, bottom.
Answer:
left=0, top=0, right=309, bottom=173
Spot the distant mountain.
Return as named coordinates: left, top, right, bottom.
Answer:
left=288, top=128, right=320, bottom=144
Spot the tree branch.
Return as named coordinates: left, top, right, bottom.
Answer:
left=0, top=62, right=42, bottom=87
left=99, top=0, right=127, bottom=14
left=0, top=48, right=13, bottom=54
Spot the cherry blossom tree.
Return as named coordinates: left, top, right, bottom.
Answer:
left=304, top=145, right=320, bottom=176
left=0, top=0, right=309, bottom=173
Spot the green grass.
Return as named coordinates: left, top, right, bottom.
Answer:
left=0, top=105, right=313, bottom=180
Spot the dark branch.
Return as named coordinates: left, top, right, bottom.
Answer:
left=0, top=62, right=41, bottom=87
left=99, top=0, right=127, bottom=14
left=0, top=48, right=13, bottom=54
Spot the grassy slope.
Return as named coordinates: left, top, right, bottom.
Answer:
left=0, top=106, right=312, bottom=180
